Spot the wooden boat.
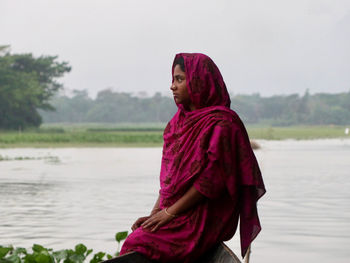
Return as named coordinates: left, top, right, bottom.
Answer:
left=102, top=242, right=241, bottom=263
left=195, top=243, right=241, bottom=263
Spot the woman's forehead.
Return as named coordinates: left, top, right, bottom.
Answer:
left=173, top=64, right=186, bottom=75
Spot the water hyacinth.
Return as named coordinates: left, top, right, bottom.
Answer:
left=0, top=232, right=128, bottom=263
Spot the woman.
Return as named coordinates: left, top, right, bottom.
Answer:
left=119, top=53, right=265, bottom=262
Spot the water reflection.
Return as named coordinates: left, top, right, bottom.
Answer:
left=0, top=182, right=56, bottom=194
left=0, top=141, right=349, bottom=262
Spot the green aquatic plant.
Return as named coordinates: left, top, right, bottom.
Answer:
left=115, top=232, right=128, bottom=256
left=0, top=232, right=128, bottom=263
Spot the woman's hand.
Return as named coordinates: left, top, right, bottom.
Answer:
left=150, top=207, right=161, bottom=215
left=141, top=209, right=174, bottom=232
left=131, top=209, right=161, bottom=231
left=131, top=216, right=150, bottom=231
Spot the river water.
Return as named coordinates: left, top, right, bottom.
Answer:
left=0, top=140, right=350, bottom=262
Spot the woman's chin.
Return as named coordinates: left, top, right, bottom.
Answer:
left=174, top=98, right=181, bottom=104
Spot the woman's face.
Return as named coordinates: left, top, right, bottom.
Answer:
left=171, top=64, right=195, bottom=110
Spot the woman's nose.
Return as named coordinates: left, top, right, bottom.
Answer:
left=170, top=84, right=176, bottom=91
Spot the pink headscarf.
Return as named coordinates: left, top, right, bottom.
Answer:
left=161, top=53, right=266, bottom=257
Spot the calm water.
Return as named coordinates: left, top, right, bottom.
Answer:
left=1, top=140, right=350, bottom=262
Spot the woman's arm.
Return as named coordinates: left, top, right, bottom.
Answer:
left=167, top=185, right=204, bottom=215
left=150, top=194, right=161, bottom=215
left=141, top=185, right=205, bottom=232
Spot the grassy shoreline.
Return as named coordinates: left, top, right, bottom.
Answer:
left=247, top=125, right=349, bottom=140
left=0, top=142, right=164, bottom=148
left=0, top=124, right=349, bottom=148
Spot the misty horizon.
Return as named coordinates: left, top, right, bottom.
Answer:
left=1, top=0, right=350, bottom=97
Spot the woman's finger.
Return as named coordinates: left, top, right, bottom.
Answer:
left=132, top=223, right=138, bottom=231
left=135, top=219, right=143, bottom=226
left=141, top=218, right=151, bottom=226
left=132, top=217, right=144, bottom=231
left=142, top=218, right=156, bottom=229
left=151, top=222, right=161, bottom=232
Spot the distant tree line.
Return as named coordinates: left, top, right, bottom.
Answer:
left=40, top=89, right=350, bottom=126
left=231, top=91, right=350, bottom=125
left=39, top=90, right=177, bottom=123
left=1, top=46, right=349, bottom=129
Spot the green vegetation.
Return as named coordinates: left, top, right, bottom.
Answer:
left=0, top=131, right=163, bottom=148
left=39, top=89, right=350, bottom=126
left=231, top=91, right=350, bottom=126
left=0, top=45, right=70, bottom=130
left=0, top=124, right=164, bottom=147
left=35, top=123, right=167, bottom=133
left=39, top=90, right=177, bottom=124
left=0, top=231, right=128, bottom=263
left=1, top=46, right=349, bottom=136
left=0, top=124, right=349, bottom=148
left=246, top=125, right=349, bottom=140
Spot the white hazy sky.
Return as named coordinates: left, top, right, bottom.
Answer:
left=1, top=0, right=349, bottom=97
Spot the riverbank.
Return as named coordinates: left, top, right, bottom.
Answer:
left=247, top=125, right=349, bottom=140
left=0, top=124, right=348, bottom=148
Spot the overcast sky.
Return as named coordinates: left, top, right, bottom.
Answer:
left=1, top=0, right=349, bottom=97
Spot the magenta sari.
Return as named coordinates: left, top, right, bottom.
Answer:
left=120, top=53, right=265, bottom=262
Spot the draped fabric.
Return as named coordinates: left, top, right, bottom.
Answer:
left=120, top=53, right=265, bottom=262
